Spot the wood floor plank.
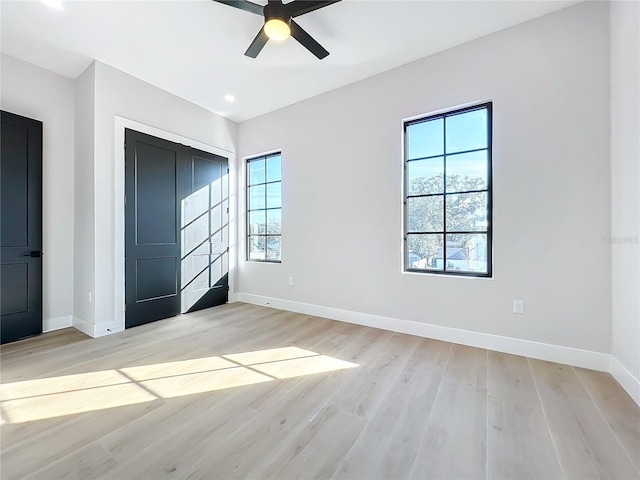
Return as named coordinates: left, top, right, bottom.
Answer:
left=528, top=358, right=590, bottom=400
left=100, top=393, right=259, bottom=479
left=330, top=332, right=421, bottom=419
left=100, top=389, right=234, bottom=462
left=333, top=338, right=448, bottom=480
left=26, top=441, right=118, bottom=480
left=418, top=338, right=452, bottom=367
left=241, top=323, right=382, bottom=414
left=409, top=377, right=487, bottom=480
left=0, top=329, right=171, bottom=382
left=254, top=404, right=367, bottom=480
left=487, top=395, right=563, bottom=479
left=0, top=400, right=164, bottom=479
left=0, top=328, right=88, bottom=357
left=487, top=352, right=563, bottom=479
left=575, top=367, right=640, bottom=471
left=183, top=373, right=350, bottom=479
left=531, top=359, right=639, bottom=479
left=262, top=406, right=366, bottom=479
left=1, top=303, right=639, bottom=480
left=487, top=351, right=538, bottom=403
left=444, top=343, right=487, bottom=388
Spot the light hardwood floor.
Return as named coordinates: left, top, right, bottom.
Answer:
left=1, top=303, right=639, bottom=479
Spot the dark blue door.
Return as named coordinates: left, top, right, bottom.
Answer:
left=1, top=111, right=43, bottom=344
left=124, top=129, right=229, bottom=329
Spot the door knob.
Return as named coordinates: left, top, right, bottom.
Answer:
left=23, top=251, right=42, bottom=257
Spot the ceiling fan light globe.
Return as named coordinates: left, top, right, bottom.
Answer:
left=264, top=18, right=290, bottom=41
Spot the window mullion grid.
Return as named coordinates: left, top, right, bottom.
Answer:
left=263, top=179, right=268, bottom=259
left=442, top=115, right=447, bottom=272
left=407, top=188, right=487, bottom=199
left=407, top=146, right=487, bottom=163
left=246, top=162, right=251, bottom=261
left=403, top=126, right=409, bottom=270
left=404, top=103, right=491, bottom=276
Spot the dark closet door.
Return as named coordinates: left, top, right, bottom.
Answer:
left=183, top=151, right=229, bottom=313
left=125, top=129, right=228, bottom=329
left=125, top=130, right=185, bottom=328
left=1, top=111, right=43, bottom=344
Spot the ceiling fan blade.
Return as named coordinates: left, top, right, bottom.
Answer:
left=213, top=0, right=264, bottom=16
left=290, top=19, right=329, bottom=59
left=244, top=27, right=269, bottom=58
left=285, top=0, right=341, bottom=18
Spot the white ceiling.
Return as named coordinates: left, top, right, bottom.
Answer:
left=1, top=0, right=579, bottom=122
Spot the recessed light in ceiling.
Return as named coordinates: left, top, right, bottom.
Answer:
left=224, top=94, right=236, bottom=103
left=41, top=0, right=63, bottom=10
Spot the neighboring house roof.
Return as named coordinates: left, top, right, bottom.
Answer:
left=435, top=247, right=466, bottom=261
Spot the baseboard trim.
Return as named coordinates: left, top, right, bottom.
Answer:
left=72, top=315, right=95, bottom=337
left=610, top=356, right=640, bottom=406
left=94, top=321, right=121, bottom=338
left=237, top=293, right=610, bottom=373
left=67, top=294, right=638, bottom=406
left=43, top=315, right=73, bottom=333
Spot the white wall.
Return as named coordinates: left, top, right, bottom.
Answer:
left=238, top=2, right=611, bottom=354
left=83, top=61, right=238, bottom=334
left=1, top=54, right=75, bottom=331
left=610, top=1, right=640, bottom=398
left=73, top=62, right=96, bottom=329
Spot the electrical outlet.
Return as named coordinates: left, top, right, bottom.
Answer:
left=288, top=276, right=294, bottom=286
left=513, top=300, right=524, bottom=314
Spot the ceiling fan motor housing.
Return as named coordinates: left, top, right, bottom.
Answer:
left=264, top=1, right=290, bottom=25
left=213, top=0, right=339, bottom=59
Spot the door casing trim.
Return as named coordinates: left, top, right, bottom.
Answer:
left=110, top=116, right=236, bottom=337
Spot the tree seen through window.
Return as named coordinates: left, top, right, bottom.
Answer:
left=404, top=104, right=492, bottom=276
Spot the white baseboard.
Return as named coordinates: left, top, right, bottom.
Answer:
left=72, top=315, right=95, bottom=337
left=237, top=293, right=611, bottom=373
left=43, top=315, right=73, bottom=333
left=71, top=316, right=122, bottom=338
left=610, top=356, right=640, bottom=406
left=65, top=293, right=638, bottom=407
left=94, top=321, right=122, bottom=338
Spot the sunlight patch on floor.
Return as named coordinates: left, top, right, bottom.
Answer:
left=252, top=355, right=358, bottom=379
left=0, top=370, right=131, bottom=401
left=2, top=384, right=156, bottom=423
left=121, top=355, right=238, bottom=381
left=0, top=347, right=358, bottom=424
left=142, top=367, right=271, bottom=399
left=224, top=346, right=318, bottom=365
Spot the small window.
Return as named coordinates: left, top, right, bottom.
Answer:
left=247, top=152, right=282, bottom=262
left=404, top=103, right=492, bottom=277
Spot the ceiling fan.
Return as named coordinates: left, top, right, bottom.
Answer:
left=213, top=0, right=341, bottom=59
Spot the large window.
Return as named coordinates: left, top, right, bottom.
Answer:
left=404, top=103, right=492, bottom=277
left=247, top=152, right=282, bottom=262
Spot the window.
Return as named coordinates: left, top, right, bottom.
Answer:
left=247, top=152, right=282, bottom=262
left=404, top=103, right=492, bottom=277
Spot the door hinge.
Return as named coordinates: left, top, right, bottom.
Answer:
left=226, top=168, right=229, bottom=174
left=124, top=195, right=127, bottom=205
left=226, top=207, right=229, bottom=214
